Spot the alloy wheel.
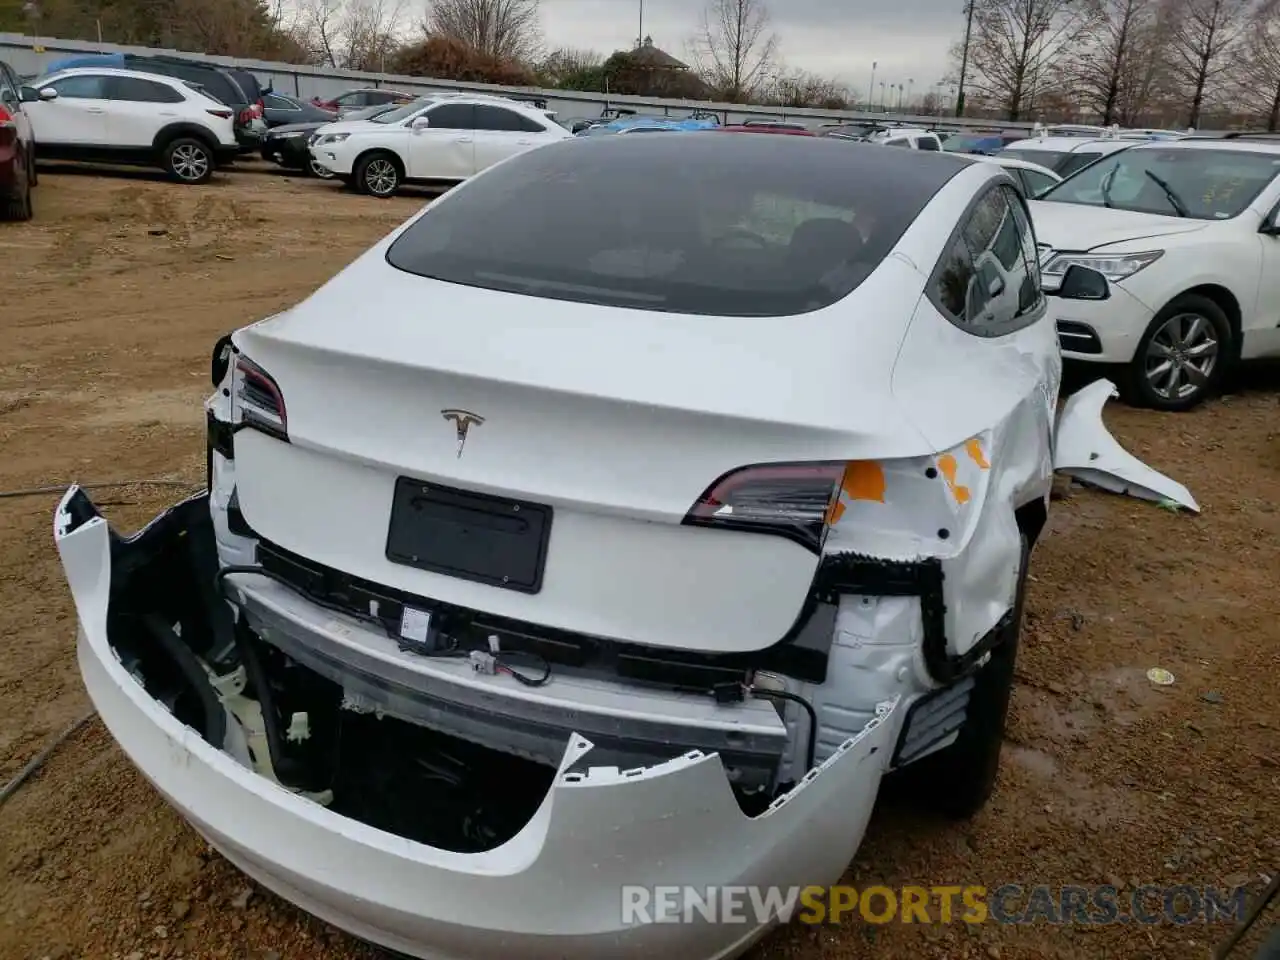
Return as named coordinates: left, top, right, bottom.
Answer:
left=1143, top=312, right=1219, bottom=402
left=364, top=158, right=397, bottom=196
left=172, top=144, right=210, bottom=182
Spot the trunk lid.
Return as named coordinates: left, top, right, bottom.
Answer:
left=230, top=253, right=931, bottom=654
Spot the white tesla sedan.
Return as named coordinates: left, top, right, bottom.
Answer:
left=54, top=134, right=1187, bottom=959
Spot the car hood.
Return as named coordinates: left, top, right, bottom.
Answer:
left=311, top=118, right=389, bottom=136
left=1028, top=200, right=1208, bottom=250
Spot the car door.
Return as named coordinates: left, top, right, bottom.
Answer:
left=408, top=102, right=475, bottom=180
left=472, top=104, right=550, bottom=172
left=0, top=62, right=32, bottom=153
left=102, top=75, right=184, bottom=148
left=25, top=73, right=110, bottom=146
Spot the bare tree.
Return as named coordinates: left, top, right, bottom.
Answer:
left=771, top=70, right=849, bottom=108
left=1165, top=0, right=1252, bottom=126
left=425, top=0, right=542, bottom=63
left=294, top=0, right=406, bottom=69
left=1071, top=0, right=1164, bottom=123
left=1236, top=2, right=1280, bottom=128
left=961, top=0, right=1098, bottom=120
left=691, top=0, right=779, bottom=102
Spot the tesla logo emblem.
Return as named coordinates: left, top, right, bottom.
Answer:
left=441, top=409, right=484, bottom=458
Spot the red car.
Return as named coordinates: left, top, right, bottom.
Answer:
left=0, top=59, right=34, bottom=221
left=717, top=123, right=816, bottom=136
left=310, top=88, right=416, bottom=116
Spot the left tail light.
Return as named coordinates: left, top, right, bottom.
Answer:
left=683, top=462, right=849, bottom=553
left=232, top=354, right=289, bottom=442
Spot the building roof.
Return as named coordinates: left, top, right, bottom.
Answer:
left=624, top=37, right=689, bottom=70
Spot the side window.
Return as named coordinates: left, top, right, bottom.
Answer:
left=338, top=91, right=366, bottom=107
left=106, top=76, right=184, bottom=103
left=934, top=185, right=1041, bottom=336
left=0, top=65, right=17, bottom=103
left=425, top=102, right=475, bottom=129
left=1058, top=152, right=1100, bottom=177
left=884, top=138, right=908, bottom=147
left=265, top=94, right=298, bottom=110
left=474, top=105, right=545, bottom=132
left=48, top=74, right=107, bottom=99
left=369, top=91, right=396, bottom=105
left=918, top=135, right=941, bottom=151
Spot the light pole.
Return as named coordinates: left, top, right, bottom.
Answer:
left=638, top=0, right=643, bottom=46
left=868, top=61, right=877, bottom=111
left=896, top=83, right=904, bottom=111
left=907, top=78, right=914, bottom=112
left=878, top=81, right=885, bottom=111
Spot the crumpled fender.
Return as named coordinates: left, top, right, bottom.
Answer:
left=1053, top=379, right=1199, bottom=513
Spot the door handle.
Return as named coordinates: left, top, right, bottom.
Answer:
left=87, top=107, right=105, bottom=114
left=457, top=137, right=472, bottom=143
left=517, top=139, right=532, bottom=145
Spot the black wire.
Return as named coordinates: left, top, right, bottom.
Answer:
left=494, top=652, right=552, bottom=687
left=751, top=687, right=818, bottom=775
left=1214, top=871, right=1280, bottom=960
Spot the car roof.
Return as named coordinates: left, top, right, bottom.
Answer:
left=1003, top=136, right=1132, bottom=153
left=1122, top=137, right=1280, bottom=155
left=40, top=66, right=189, bottom=87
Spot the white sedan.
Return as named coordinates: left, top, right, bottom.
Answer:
left=970, top=154, right=1062, bottom=198
left=310, top=93, right=571, bottom=197
left=1031, top=138, right=1280, bottom=409
left=54, top=136, right=1187, bottom=959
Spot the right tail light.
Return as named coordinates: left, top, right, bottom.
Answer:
left=232, top=354, right=289, bottom=442
left=682, top=462, right=851, bottom=553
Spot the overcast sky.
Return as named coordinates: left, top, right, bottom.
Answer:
left=537, top=0, right=960, bottom=99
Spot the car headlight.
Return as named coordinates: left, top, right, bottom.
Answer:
left=1042, top=250, right=1163, bottom=283
left=315, top=132, right=350, bottom=145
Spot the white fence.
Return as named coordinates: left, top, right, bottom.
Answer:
left=0, top=31, right=1036, bottom=133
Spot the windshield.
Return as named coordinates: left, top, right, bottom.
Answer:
left=386, top=135, right=960, bottom=317
left=1039, top=147, right=1280, bottom=219
left=947, top=135, right=998, bottom=152
left=371, top=98, right=435, bottom=124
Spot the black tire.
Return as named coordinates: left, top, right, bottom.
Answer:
left=162, top=137, right=215, bottom=185
left=1120, top=293, right=1232, bottom=412
left=1254, top=924, right=1280, bottom=960
left=354, top=151, right=401, bottom=198
left=1, top=146, right=32, bottom=222
left=28, top=142, right=37, bottom=187
left=906, top=534, right=1029, bottom=820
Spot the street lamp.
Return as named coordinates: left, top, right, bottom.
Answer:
left=868, top=61, right=877, bottom=112
left=878, top=81, right=885, bottom=111
left=907, top=78, right=914, bottom=112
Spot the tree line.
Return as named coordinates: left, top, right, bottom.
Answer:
left=956, top=0, right=1280, bottom=129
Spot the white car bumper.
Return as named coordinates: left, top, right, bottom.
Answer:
left=1053, top=282, right=1155, bottom=364
left=310, top=140, right=358, bottom=176
left=54, top=487, right=900, bottom=960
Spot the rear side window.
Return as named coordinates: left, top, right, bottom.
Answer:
left=106, top=76, right=184, bottom=103
left=1020, top=169, right=1058, bottom=197
left=474, top=104, right=546, bottom=133
left=368, top=91, right=398, bottom=104
left=386, top=135, right=960, bottom=317
left=885, top=138, right=909, bottom=147
left=265, top=94, right=298, bottom=110
left=918, top=136, right=941, bottom=151
left=933, top=184, right=1042, bottom=336
left=1058, top=152, right=1103, bottom=176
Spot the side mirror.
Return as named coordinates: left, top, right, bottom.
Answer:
left=38, top=87, right=58, bottom=101
left=1260, top=209, right=1280, bottom=235
left=411, top=115, right=431, bottom=131
left=988, top=275, right=1006, bottom=297
left=1056, top=264, right=1110, bottom=301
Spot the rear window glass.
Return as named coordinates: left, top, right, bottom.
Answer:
left=386, top=136, right=961, bottom=317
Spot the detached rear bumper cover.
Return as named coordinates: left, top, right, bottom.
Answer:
left=55, top=488, right=899, bottom=960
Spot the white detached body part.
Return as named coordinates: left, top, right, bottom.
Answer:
left=54, top=135, right=1194, bottom=960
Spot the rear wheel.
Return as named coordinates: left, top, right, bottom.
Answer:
left=163, top=138, right=215, bottom=185
left=355, top=152, right=401, bottom=198
left=906, top=534, right=1029, bottom=819
left=1120, top=293, right=1231, bottom=411
left=1, top=147, right=33, bottom=221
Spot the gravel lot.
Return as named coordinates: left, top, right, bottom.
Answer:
left=1, top=163, right=1277, bottom=960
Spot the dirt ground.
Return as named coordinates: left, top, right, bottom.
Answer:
left=0, top=162, right=1277, bottom=960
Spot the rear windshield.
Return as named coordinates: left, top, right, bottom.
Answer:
left=386, top=135, right=960, bottom=317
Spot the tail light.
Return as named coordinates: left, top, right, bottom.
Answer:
left=207, top=108, right=233, bottom=119
left=233, top=355, right=288, bottom=442
left=0, top=105, right=13, bottom=125
left=683, top=462, right=849, bottom=553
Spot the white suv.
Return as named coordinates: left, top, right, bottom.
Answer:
left=310, top=94, right=573, bottom=197
left=23, top=67, right=238, bottom=183
left=1030, top=138, right=1280, bottom=409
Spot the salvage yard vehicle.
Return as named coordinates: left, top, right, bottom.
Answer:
left=1030, top=138, right=1280, bottom=410
left=0, top=57, right=35, bottom=221
left=969, top=154, right=1062, bottom=198
left=20, top=67, right=239, bottom=183
left=311, top=93, right=572, bottom=197
left=260, top=102, right=400, bottom=178
left=54, top=135, right=1193, bottom=960
left=999, top=135, right=1135, bottom=177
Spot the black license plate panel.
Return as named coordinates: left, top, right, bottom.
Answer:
left=385, top=478, right=553, bottom=594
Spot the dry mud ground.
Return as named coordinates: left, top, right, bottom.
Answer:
left=1, top=163, right=1278, bottom=960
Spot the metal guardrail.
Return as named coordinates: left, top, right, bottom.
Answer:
left=0, top=31, right=1038, bottom=133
